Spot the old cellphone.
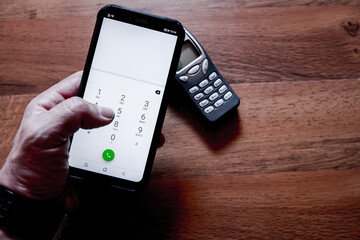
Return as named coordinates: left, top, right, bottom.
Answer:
left=68, top=5, right=184, bottom=191
left=175, top=28, right=240, bottom=122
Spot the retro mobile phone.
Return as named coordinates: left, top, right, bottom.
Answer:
left=175, top=28, right=240, bottom=122
left=68, top=5, right=184, bottom=191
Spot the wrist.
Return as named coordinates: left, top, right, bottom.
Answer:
left=0, top=148, right=67, bottom=200
left=0, top=157, right=33, bottom=200
left=0, top=184, right=64, bottom=239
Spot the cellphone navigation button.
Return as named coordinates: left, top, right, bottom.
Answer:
left=179, top=75, right=189, bottom=82
left=188, top=65, right=200, bottom=75
left=202, top=59, right=209, bottom=74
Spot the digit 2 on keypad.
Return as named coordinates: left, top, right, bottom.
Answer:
left=175, top=28, right=240, bottom=122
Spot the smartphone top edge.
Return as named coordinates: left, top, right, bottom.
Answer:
left=97, top=4, right=184, bottom=31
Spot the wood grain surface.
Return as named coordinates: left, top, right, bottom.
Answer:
left=0, top=0, right=359, bottom=239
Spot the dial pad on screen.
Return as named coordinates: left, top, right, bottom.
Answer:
left=188, top=71, right=233, bottom=114
left=69, top=69, right=164, bottom=182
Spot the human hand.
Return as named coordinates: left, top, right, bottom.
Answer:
left=0, top=71, right=114, bottom=211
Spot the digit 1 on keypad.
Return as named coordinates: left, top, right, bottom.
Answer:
left=96, top=88, right=101, bottom=99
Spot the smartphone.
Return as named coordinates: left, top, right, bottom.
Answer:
left=175, top=28, right=240, bottom=122
left=68, top=5, right=184, bottom=191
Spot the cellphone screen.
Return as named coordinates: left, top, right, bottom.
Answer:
left=68, top=17, right=178, bottom=182
left=177, top=41, right=200, bottom=71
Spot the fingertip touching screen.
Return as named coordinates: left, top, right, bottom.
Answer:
left=68, top=17, right=178, bottom=182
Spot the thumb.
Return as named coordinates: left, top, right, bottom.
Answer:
left=48, top=96, right=114, bottom=138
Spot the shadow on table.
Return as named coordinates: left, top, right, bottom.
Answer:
left=61, top=179, right=188, bottom=239
left=169, top=87, right=242, bottom=152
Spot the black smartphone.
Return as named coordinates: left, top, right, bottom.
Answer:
left=68, top=5, right=184, bottom=191
left=175, top=28, right=240, bottom=122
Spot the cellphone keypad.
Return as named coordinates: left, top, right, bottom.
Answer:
left=188, top=71, right=233, bottom=114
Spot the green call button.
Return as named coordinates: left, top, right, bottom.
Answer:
left=102, top=149, right=115, bottom=161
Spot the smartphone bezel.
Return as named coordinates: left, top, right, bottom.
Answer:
left=69, top=4, right=184, bottom=191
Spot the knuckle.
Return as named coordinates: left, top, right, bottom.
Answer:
left=64, top=97, right=90, bottom=114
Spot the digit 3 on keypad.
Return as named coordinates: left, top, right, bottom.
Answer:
left=175, top=27, right=240, bottom=122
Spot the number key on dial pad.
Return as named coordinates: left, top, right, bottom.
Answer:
left=209, top=92, right=219, bottom=101
left=214, top=79, right=222, bottom=88
left=219, top=85, right=227, bottom=94
left=204, top=106, right=214, bottom=114
left=224, top=91, right=233, bottom=100
left=204, top=86, right=214, bottom=95
left=209, top=72, right=217, bottom=81
left=199, top=79, right=209, bottom=88
left=194, top=93, right=204, bottom=101
left=214, top=99, right=224, bottom=108
left=199, top=99, right=209, bottom=107
left=189, top=86, right=199, bottom=94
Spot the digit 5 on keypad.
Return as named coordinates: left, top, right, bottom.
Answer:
left=175, top=28, right=240, bottom=122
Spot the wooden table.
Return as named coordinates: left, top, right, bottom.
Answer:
left=1, top=0, right=359, bottom=239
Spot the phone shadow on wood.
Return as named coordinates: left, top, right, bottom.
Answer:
left=61, top=180, right=188, bottom=239
left=168, top=88, right=242, bottom=152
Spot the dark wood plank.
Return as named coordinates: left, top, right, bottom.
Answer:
left=61, top=169, right=360, bottom=239
left=0, top=0, right=359, bottom=21
left=1, top=4, right=360, bottom=95
left=0, top=17, right=94, bottom=95
left=0, top=94, right=31, bottom=166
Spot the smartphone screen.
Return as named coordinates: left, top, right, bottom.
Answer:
left=68, top=6, right=183, bottom=189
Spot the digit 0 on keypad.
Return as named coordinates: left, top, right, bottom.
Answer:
left=175, top=28, right=240, bottom=122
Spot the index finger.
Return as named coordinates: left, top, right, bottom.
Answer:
left=32, top=71, right=83, bottom=111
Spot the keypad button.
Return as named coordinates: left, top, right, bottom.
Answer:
left=209, top=72, right=217, bottom=81
left=179, top=76, right=188, bottom=82
left=209, top=92, right=219, bottom=101
left=202, top=59, right=209, bottom=74
left=194, top=93, right=204, bottom=101
left=199, top=79, right=209, bottom=88
left=188, top=65, right=200, bottom=75
left=214, top=78, right=222, bottom=88
left=199, top=99, right=209, bottom=107
left=189, top=86, right=199, bottom=94
left=204, top=86, right=214, bottom=95
left=204, top=106, right=214, bottom=114
left=214, top=99, right=224, bottom=108
left=219, top=85, right=227, bottom=94
left=224, top=91, right=233, bottom=100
